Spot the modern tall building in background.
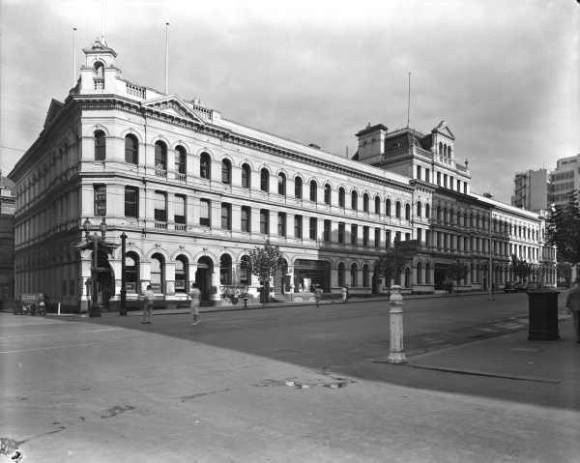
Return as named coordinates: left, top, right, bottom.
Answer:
left=8, top=39, right=557, bottom=312
left=511, top=169, right=549, bottom=212
left=550, top=153, right=580, bottom=207
left=0, top=172, right=16, bottom=306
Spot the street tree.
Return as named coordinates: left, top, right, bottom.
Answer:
left=547, top=189, right=580, bottom=280
left=445, top=260, right=468, bottom=292
left=375, top=240, right=418, bottom=289
left=510, top=254, right=531, bottom=283
left=248, top=240, right=283, bottom=303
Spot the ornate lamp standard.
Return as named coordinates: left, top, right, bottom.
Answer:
left=83, top=217, right=107, bottom=317
left=120, top=232, right=127, bottom=316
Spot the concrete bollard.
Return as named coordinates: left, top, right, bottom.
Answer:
left=388, top=285, right=407, bottom=364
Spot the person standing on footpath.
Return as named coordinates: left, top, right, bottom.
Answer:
left=314, top=285, right=322, bottom=309
left=189, top=283, right=201, bottom=326
left=142, top=285, right=154, bottom=324
left=341, top=286, right=348, bottom=304
left=565, top=277, right=580, bottom=343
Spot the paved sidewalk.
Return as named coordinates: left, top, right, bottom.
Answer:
left=409, top=316, right=579, bottom=385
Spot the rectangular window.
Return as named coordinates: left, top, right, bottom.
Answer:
left=395, top=231, right=401, bottom=243
left=405, top=232, right=411, bottom=241
left=174, top=194, right=186, bottom=225
left=351, top=224, right=358, bottom=245
left=221, top=203, right=232, bottom=230
left=200, top=199, right=211, bottom=227
left=416, top=165, right=422, bottom=179
left=425, top=168, right=430, bottom=183
left=443, top=174, right=448, bottom=188
left=309, top=217, right=317, bottom=240
left=260, top=209, right=270, bottom=234
left=154, top=191, right=167, bottom=222
left=323, top=220, right=331, bottom=242
left=385, top=229, right=391, bottom=248
left=374, top=227, right=380, bottom=248
left=94, top=184, right=106, bottom=216
left=124, top=186, right=138, bottom=218
left=338, top=222, right=345, bottom=244
left=363, top=226, right=369, bottom=247
left=241, top=206, right=251, bottom=232
left=417, top=228, right=422, bottom=243
left=293, top=214, right=302, bottom=238
left=437, top=172, right=441, bottom=186
left=278, top=212, right=287, bottom=237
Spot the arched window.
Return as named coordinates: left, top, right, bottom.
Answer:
left=125, top=252, right=139, bottom=293
left=362, top=264, right=369, bottom=287
left=175, top=146, right=187, bottom=175
left=150, top=253, right=165, bottom=293
left=416, top=262, right=423, bottom=284
left=278, top=173, right=286, bottom=196
left=338, top=187, right=345, bottom=208
left=220, top=254, right=232, bottom=285
left=457, top=210, right=461, bottom=225
left=425, top=263, right=431, bottom=284
left=221, top=159, right=232, bottom=184
left=324, top=184, right=331, bottom=205
left=260, top=168, right=269, bottom=192
left=404, top=267, right=411, bottom=288
left=200, top=152, right=211, bottom=179
left=375, top=196, right=381, bottom=214
left=416, top=201, right=422, bottom=217
left=309, top=180, right=317, bottom=202
left=405, top=203, right=411, bottom=221
left=241, top=163, right=251, bottom=188
left=437, top=206, right=442, bottom=222
left=395, top=201, right=401, bottom=218
left=94, top=130, right=106, bottom=160
left=93, top=61, right=104, bottom=78
left=363, top=194, right=369, bottom=212
left=439, top=142, right=443, bottom=155
left=294, top=176, right=303, bottom=199
left=350, top=263, right=358, bottom=287
left=351, top=191, right=358, bottom=210
left=425, top=203, right=430, bottom=219
left=175, top=255, right=188, bottom=292
left=338, top=262, right=345, bottom=287
left=124, top=134, right=139, bottom=164
left=154, top=141, right=167, bottom=172
left=239, top=256, right=252, bottom=285
left=386, top=199, right=391, bottom=217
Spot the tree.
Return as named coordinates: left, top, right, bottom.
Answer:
left=510, top=254, right=531, bottom=283
left=248, top=240, right=283, bottom=303
left=445, top=260, right=468, bottom=291
left=547, top=189, right=580, bottom=270
left=375, top=240, right=418, bottom=289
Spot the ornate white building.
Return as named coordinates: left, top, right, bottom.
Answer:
left=8, top=39, right=557, bottom=312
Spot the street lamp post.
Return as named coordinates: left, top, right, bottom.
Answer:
left=83, top=217, right=107, bottom=317
left=120, top=232, right=127, bottom=316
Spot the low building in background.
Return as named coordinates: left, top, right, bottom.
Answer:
left=8, top=39, right=558, bottom=312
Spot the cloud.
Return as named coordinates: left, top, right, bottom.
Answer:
left=1, top=0, right=578, bottom=203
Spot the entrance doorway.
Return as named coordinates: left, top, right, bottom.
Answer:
left=293, top=259, right=330, bottom=292
left=195, top=256, right=214, bottom=305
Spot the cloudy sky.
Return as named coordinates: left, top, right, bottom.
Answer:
left=1, top=0, right=578, bottom=202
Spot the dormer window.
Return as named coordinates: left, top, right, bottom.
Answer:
left=93, top=61, right=104, bottom=79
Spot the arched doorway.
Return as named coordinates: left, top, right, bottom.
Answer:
left=220, top=254, right=232, bottom=286
left=274, top=258, right=288, bottom=295
left=124, top=252, right=140, bottom=294
left=195, top=256, right=214, bottom=305
left=95, top=248, right=114, bottom=309
left=150, top=253, right=165, bottom=293
left=175, top=255, right=188, bottom=293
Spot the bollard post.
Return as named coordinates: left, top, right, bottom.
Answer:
left=57, top=302, right=61, bottom=316
left=388, top=285, right=407, bottom=364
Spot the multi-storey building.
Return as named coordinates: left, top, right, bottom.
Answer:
left=511, top=168, right=550, bottom=212
left=8, top=39, right=557, bottom=312
left=0, top=172, right=15, bottom=306
left=550, top=154, right=580, bottom=207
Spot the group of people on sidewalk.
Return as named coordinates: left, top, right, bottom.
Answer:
left=141, top=283, right=201, bottom=326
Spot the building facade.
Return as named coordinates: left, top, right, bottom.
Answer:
left=511, top=168, right=550, bottom=212
left=550, top=154, right=580, bottom=207
left=0, top=172, right=15, bottom=306
left=8, top=39, right=557, bottom=312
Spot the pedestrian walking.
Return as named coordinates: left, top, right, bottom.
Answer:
left=314, top=285, right=322, bottom=308
left=565, top=277, right=580, bottom=343
left=189, top=283, right=201, bottom=326
left=341, top=286, right=348, bottom=304
left=38, top=295, right=46, bottom=316
left=142, top=285, right=154, bottom=324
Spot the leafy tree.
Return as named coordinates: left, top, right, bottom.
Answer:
left=445, top=260, right=468, bottom=291
left=375, top=240, right=418, bottom=289
left=547, top=189, right=580, bottom=265
left=510, top=254, right=531, bottom=283
left=248, top=240, right=283, bottom=303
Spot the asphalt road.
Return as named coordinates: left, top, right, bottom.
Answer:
left=1, top=293, right=578, bottom=462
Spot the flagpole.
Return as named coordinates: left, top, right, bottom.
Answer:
left=165, top=22, right=170, bottom=94
left=407, top=72, right=411, bottom=129
left=72, top=27, right=77, bottom=86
